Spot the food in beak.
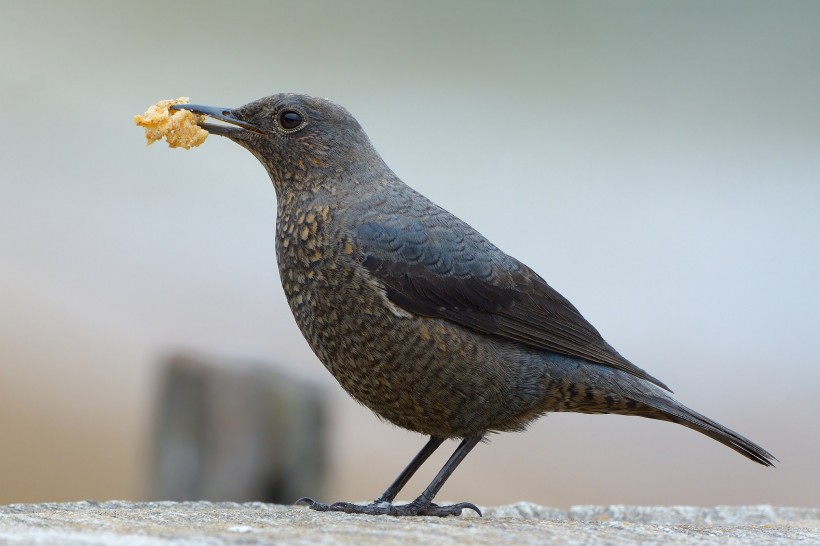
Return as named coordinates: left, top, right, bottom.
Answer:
left=134, top=97, right=209, bottom=149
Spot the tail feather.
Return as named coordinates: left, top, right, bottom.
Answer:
left=622, top=384, right=778, bottom=467
left=648, top=398, right=777, bottom=466
left=546, top=356, right=777, bottom=466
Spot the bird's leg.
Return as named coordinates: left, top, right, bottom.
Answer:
left=296, top=435, right=483, bottom=517
left=390, top=436, right=483, bottom=517
left=373, top=436, right=445, bottom=504
left=296, top=436, right=445, bottom=514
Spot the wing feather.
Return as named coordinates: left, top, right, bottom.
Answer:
left=352, top=216, right=670, bottom=391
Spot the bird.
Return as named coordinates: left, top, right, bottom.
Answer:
left=171, top=95, right=775, bottom=517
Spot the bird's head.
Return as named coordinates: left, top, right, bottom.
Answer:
left=173, top=94, right=388, bottom=195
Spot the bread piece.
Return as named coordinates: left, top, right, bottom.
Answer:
left=134, top=97, right=208, bottom=149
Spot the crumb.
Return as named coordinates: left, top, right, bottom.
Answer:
left=134, top=97, right=208, bottom=149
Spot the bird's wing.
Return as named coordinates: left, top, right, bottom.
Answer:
left=351, top=214, right=670, bottom=391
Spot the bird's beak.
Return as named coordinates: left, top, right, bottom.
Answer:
left=170, top=103, right=265, bottom=137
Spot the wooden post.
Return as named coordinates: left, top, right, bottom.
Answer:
left=149, top=354, right=327, bottom=503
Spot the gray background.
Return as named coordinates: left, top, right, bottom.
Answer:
left=1, top=1, right=817, bottom=507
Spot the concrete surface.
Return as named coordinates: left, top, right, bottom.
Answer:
left=0, top=501, right=817, bottom=545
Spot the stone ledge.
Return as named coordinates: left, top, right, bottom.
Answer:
left=0, top=501, right=817, bottom=545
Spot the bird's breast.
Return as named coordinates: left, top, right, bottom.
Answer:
left=275, top=200, right=377, bottom=360
left=273, top=200, right=540, bottom=437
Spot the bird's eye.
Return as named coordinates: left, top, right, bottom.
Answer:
left=279, top=110, right=303, bottom=130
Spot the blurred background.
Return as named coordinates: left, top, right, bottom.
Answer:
left=1, top=0, right=818, bottom=508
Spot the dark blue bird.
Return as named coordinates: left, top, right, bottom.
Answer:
left=172, top=95, right=775, bottom=517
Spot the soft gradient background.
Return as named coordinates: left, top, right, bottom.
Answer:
left=1, top=1, right=817, bottom=508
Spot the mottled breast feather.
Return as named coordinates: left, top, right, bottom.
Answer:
left=350, top=194, right=671, bottom=392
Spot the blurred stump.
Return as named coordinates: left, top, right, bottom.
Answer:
left=150, top=354, right=327, bottom=503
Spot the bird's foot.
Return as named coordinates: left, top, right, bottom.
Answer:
left=295, top=497, right=481, bottom=517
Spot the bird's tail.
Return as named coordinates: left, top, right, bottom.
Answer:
left=551, top=361, right=777, bottom=467
left=633, top=390, right=777, bottom=467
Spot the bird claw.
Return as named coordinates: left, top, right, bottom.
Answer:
left=416, top=501, right=482, bottom=517
left=294, top=497, right=481, bottom=517
left=294, top=497, right=329, bottom=511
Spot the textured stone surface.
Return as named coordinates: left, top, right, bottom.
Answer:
left=0, top=502, right=817, bottom=545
